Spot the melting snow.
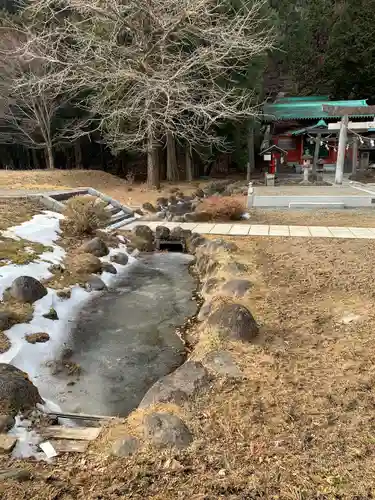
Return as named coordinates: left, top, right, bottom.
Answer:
left=0, top=209, right=133, bottom=459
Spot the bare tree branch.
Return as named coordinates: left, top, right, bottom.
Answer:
left=18, top=0, right=274, bottom=156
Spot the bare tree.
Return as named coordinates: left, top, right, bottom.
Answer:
left=0, top=25, right=77, bottom=168
left=21, top=0, right=274, bottom=183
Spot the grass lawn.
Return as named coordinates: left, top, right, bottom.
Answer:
left=1, top=235, right=375, bottom=498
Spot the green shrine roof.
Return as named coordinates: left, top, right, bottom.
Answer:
left=263, top=97, right=375, bottom=121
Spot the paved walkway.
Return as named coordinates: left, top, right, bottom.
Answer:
left=121, top=220, right=375, bottom=239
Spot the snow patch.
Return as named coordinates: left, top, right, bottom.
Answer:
left=0, top=211, right=66, bottom=299
left=0, top=209, right=134, bottom=459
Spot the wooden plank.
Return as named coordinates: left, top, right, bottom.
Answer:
left=42, top=409, right=116, bottom=422
left=323, top=105, right=375, bottom=117
left=0, top=434, right=17, bottom=453
left=41, top=426, right=102, bottom=441
left=49, top=439, right=89, bottom=453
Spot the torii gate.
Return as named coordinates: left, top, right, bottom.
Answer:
left=322, top=105, right=375, bottom=184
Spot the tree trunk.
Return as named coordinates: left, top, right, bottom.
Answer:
left=335, top=115, right=348, bottom=185
left=74, top=140, right=83, bottom=169
left=45, top=145, right=55, bottom=169
left=247, top=119, right=255, bottom=181
left=147, top=130, right=160, bottom=188
left=185, top=146, right=193, bottom=181
left=31, top=149, right=39, bottom=169
left=166, top=131, right=179, bottom=181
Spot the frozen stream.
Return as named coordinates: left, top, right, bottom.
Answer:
left=27, top=252, right=197, bottom=417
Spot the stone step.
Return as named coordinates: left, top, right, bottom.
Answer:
left=106, top=216, right=138, bottom=231
left=110, top=211, right=132, bottom=225
left=50, top=190, right=89, bottom=202
left=108, top=205, right=122, bottom=215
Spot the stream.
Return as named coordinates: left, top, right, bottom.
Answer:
left=14, top=253, right=197, bottom=417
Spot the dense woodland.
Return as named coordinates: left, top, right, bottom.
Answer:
left=0, top=0, right=373, bottom=184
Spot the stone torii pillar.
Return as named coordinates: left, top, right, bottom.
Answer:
left=323, top=104, right=375, bottom=185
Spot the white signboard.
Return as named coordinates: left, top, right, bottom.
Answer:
left=263, top=154, right=271, bottom=161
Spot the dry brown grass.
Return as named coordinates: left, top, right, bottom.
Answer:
left=0, top=332, right=10, bottom=353
left=61, top=195, right=110, bottom=236
left=0, top=198, right=43, bottom=231
left=0, top=301, right=33, bottom=354
left=0, top=169, right=201, bottom=206
left=3, top=236, right=375, bottom=498
left=247, top=207, right=375, bottom=227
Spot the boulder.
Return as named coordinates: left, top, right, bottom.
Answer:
left=142, top=202, right=156, bottom=213
left=156, top=197, right=168, bottom=209
left=197, top=300, right=212, bottom=322
left=170, top=227, right=185, bottom=240
left=223, top=261, right=247, bottom=275
left=85, top=276, right=107, bottom=291
left=171, top=215, right=185, bottom=223
left=133, top=225, right=154, bottom=242
left=195, top=253, right=211, bottom=274
left=25, top=332, right=50, bottom=344
left=202, top=350, right=243, bottom=378
left=186, top=234, right=207, bottom=253
left=201, top=277, right=223, bottom=296
left=182, top=229, right=192, bottom=240
left=169, top=202, right=192, bottom=215
left=221, top=279, right=252, bottom=297
left=155, top=226, right=170, bottom=240
left=9, top=276, right=47, bottom=304
left=102, top=262, right=118, bottom=274
left=112, top=435, right=140, bottom=457
left=143, top=412, right=193, bottom=450
left=197, top=255, right=218, bottom=277
left=127, top=235, right=154, bottom=252
left=0, top=364, right=43, bottom=416
left=206, top=303, right=258, bottom=341
left=0, top=415, right=15, bottom=433
left=79, top=237, right=109, bottom=257
left=204, top=239, right=238, bottom=253
left=139, top=361, right=211, bottom=408
left=69, top=253, right=102, bottom=274
left=110, top=253, right=129, bottom=265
